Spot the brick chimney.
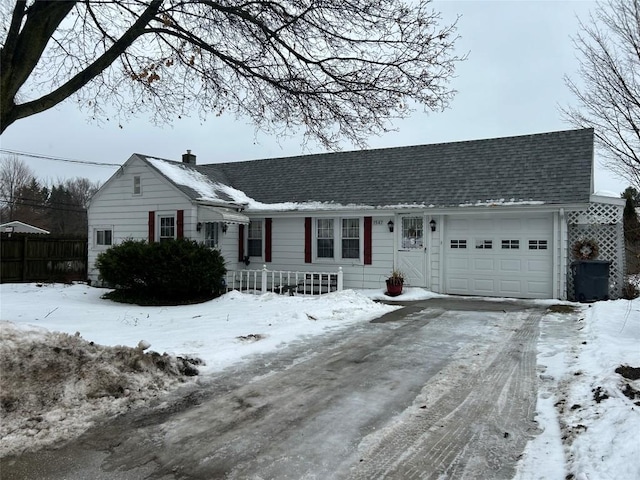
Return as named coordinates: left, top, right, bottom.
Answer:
left=182, top=149, right=196, bottom=165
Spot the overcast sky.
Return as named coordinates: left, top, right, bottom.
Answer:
left=0, top=0, right=629, bottom=195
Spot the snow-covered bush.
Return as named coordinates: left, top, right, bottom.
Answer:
left=96, top=238, right=226, bottom=304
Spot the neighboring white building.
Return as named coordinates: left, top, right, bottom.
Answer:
left=1, top=221, right=50, bottom=234
left=87, top=129, right=625, bottom=300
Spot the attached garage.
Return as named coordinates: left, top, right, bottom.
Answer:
left=443, top=214, right=554, bottom=299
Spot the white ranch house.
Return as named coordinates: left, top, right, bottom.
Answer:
left=87, top=128, right=625, bottom=300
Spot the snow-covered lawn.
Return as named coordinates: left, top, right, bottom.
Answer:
left=1, top=283, right=638, bottom=480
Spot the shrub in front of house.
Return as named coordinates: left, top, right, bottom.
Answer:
left=96, top=239, right=226, bottom=304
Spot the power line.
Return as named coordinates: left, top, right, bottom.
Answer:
left=0, top=197, right=87, bottom=213
left=0, top=148, right=121, bottom=168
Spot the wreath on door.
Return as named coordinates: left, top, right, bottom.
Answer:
left=572, top=239, right=599, bottom=260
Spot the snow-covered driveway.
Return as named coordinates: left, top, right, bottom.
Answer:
left=3, top=298, right=544, bottom=479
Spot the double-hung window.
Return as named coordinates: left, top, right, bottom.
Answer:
left=315, top=218, right=361, bottom=260
left=248, top=221, right=262, bottom=257
left=159, top=216, right=175, bottom=242
left=204, top=222, right=219, bottom=248
left=341, top=218, right=360, bottom=259
left=316, top=219, right=335, bottom=258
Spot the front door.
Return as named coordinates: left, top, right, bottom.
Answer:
left=397, top=216, right=426, bottom=287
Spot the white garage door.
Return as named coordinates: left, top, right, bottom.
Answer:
left=444, top=214, right=553, bottom=299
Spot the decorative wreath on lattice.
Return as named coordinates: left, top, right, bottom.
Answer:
left=572, top=239, right=599, bottom=260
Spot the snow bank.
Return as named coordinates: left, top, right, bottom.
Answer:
left=0, top=283, right=398, bottom=458
left=0, top=321, right=200, bottom=458
left=515, top=300, right=640, bottom=480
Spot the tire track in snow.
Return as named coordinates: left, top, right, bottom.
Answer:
left=347, top=309, right=542, bottom=480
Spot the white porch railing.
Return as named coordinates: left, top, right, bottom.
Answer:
left=225, top=265, right=343, bottom=296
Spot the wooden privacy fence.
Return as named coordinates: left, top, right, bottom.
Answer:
left=1, top=234, right=88, bottom=283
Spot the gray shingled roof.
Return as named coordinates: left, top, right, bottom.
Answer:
left=146, top=129, right=594, bottom=208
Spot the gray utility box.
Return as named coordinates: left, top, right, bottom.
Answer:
left=571, top=260, right=610, bottom=302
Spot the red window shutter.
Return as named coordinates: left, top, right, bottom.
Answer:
left=304, top=217, right=312, bottom=263
left=364, top=216, right=372, bottom=265
left=238, top=224, right=245, bottom=261
left=265, top=218, right=272, bottom=262
left=177, top=210, right=184, bottom=239
left=148, top=211, right=155, bottom=242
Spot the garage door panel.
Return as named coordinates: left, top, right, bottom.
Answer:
left=527, top=281, right=550, bottom=296
left=500, top=259, right=522, bottom=272
left=448, top=257, right=469, bottom=271
left=448, top=277, right=470, bottom=292
left=473, top=279, right=496, bottom=294
left=499, top=280, right=522, bottom=295
left=527, top=259, right=551, bottom=273
left=445, top=214, right=553, bottom=299
left=473, top=258, right=495, bottom=271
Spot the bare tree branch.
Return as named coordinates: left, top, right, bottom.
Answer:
left=0, top=0, right=464, bottom=148
left=561, top=0, right=640, bottom=189
left=0, top=154, right=36, bottom=222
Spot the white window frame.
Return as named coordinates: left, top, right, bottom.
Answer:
left=204, top=222, right=220, bottom=249
left=133, top=175, right=141, bottom=195
left=247, top=220, right=263, bottom=258
left=316, top=218, right=335, bottom=260
left=159, top=215, right=176, bottom=242
left=94, top=227, right=113, bottom=248
left=314, top=217, right=363, bottom=262
left=341, top=218, right=360, bottom=260
left=402, top=217, right=424, bottom=249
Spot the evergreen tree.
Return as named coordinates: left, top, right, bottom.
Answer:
left=13, top=178, right=49, bottom=228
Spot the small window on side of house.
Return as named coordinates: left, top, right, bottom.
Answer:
left=133, top=175, right=141, bottom=195
left=451, top=239, right=467, bottom=249
left=96, top=229, right=113, bottom=246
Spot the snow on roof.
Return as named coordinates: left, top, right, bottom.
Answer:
left=148, top=157, right=378, bottom=211
left=458, top=199, right=545, bottom=207
left=147, top=158, right=221, bottom=201
left=147, top=157, right=547, bottom=213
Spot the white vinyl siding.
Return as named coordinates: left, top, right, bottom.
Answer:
left=264, top=216, right=394, bottom=290
left=87, top=156, right=195, bottom=283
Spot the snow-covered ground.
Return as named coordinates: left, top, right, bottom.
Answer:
left=1, top=283, right=638, bottom=480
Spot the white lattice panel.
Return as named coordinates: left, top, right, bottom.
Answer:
left=567, top=202, right=624, bottom=300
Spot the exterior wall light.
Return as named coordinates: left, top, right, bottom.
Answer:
left=196, top=222, right=202, bottom=232
left=387, top=220, right=394, bottom=232
left=430, top=219, right=436, bottom=232
left=222, top=223, right=228, bottom=233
